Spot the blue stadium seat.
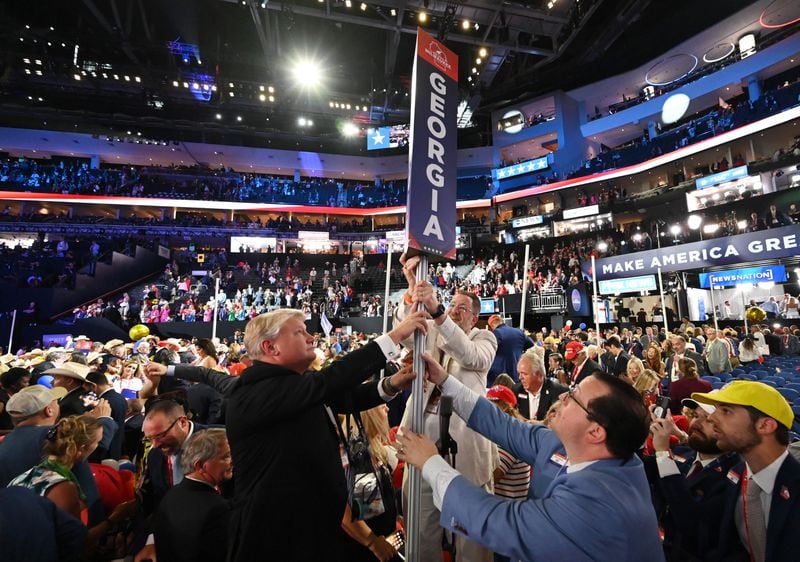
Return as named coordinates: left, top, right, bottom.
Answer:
left=702, top=375, right=721, bottom=384
left=786, top=383, right=800, bottom=393
left=712, top=381, right=725, bottom=389
left=736, top=373, right=758, bottom=381
left=761, top=380, right=778, bottom=388
left=792, top=404, right=800, bottom=417
left=778, top=388, right=799, bottom=403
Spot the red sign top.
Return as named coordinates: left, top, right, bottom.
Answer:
left=416, top=27, right=458, bottom=82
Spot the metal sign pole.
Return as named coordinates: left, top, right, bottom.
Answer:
left=742, top=290, right=749, bottom=332
left=407, top=254, right=428, bottom=562
left=382, top=243, right=393, bottom=333
left=519, top=244, right=531, bottom=329
left=657, top=267, right=669, bottom=334
left=8, top=309, right=16, bottom=353
left=708, top=283, right=719, bottom=331
left=591, top=255, right=602, bottom=345
left=211, top=276, right=220, bottom=340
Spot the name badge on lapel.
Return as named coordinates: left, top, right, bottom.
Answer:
left=550, top=452, right=567, bottom=467
left=726, top=469, right=740, bottom=485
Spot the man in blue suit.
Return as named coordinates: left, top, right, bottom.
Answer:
left=486, top=314, right=534, bottom=386
left=693, top=381, right=800, bottom=562
left=397, top=353, right=664, bottom=562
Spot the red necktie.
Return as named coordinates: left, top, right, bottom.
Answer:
left=687, top=460, right=703, bottom=481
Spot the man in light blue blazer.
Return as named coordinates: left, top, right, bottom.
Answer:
left=397, top=354, right=664, bottom=562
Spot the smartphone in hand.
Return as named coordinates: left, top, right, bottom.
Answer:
left=653, top=395, right=670, bottom=419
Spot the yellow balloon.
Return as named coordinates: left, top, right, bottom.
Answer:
left=745, top=307, right=766, bottom=323
left=129, top=324, right=150, bottom=342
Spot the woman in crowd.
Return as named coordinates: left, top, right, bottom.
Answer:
left=738, top=334, right=762, bottom=364
left=632, top=368, right=662, bottom=407
left=486, top=385, right=531, bottom=506
left=9, top=415, right=136, bottom=553
left=643, top=344, right=665, bottom=378
left=624, top=356, right=645, bottom=385
left=340, top=404, right=401, bottom=562
left=192, top=338, right=219, bottom=370
left=117, top=360, right=145, bottom=398
left=667, top=358, right=711, bottom=414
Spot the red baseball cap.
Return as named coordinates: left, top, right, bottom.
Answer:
left=487, top=385, right=517, bottom=407
left=564, top=341, right=585, bottom=361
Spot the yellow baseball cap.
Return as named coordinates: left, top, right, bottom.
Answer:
left=692, top=380, right=794, bottom=429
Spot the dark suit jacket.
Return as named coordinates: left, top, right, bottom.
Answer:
left=711, top=454, right=800, bottom=562
left=187, top=383, right=224, bottom=425
left=572, top=358, right=603, bottom=385
left=123, top=413, right=144, bottom=460
left=225, top=342, right=389, bottom=562
left=512, top=379, right=568, bottom=421
left=610, top=351, right=630, bottom=377
left=644, top=451, right=740, bottom=560
left=57, top=387, right=89, bottom=419
left=154, top=478, right=231, bottom=562
left=90, top=388, right=127, bottom=461
left=487, top=324, right=534, bottom=385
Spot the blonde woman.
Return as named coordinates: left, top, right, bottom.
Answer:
left=9, top=415, right=136, bottom=550
left=624, top=356, right=645, bottom=385
left=117, top=360, right=145, bottom=398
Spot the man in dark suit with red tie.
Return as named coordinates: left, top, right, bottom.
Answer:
left=693, top=381, right=800, bottom=562
left=565, top=341, right=602, bottom=385
left=647, top=397, right=740, bottom=560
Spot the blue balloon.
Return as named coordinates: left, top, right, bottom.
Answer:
left=37, top=375, right=54, bottom=389
left=579, top=323, right=587, bottom=330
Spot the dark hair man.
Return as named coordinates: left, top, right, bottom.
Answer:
left=397, top=355, right=663, bottom=562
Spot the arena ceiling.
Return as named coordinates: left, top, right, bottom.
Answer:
left=0, top=0, right=762, bottom=144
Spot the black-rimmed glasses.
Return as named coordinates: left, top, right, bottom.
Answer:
left=143, top=416, right=183, bottom=444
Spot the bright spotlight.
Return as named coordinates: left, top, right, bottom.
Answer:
left=298, top=117, right=307, bottom=126
left=479, top=48, right=487, bottom=57
left=462, top=20, right=470, bottom=30
left=419, top=11, right=427, bottom=23
left=291, top=58, right=323, bottom=88
left=687, top=215, right=703, bottom=230
left=343, top=122, right=359, bottom=137
left=670, top=224, right=682, bottom=236
left=360, top=2, right=367, bottom=11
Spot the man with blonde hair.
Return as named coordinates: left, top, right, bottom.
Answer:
left=146, top=307, right=428, bottom=562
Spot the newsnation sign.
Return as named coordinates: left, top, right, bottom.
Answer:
left=586, top=225, right=799, bottom=281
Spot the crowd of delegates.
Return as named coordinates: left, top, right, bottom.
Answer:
left=2, top=275, right=800, bottom=560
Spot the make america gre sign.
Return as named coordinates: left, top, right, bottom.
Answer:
left=586, top=225, right=799, bottom=281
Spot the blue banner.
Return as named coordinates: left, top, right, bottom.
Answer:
left=405, top=28, right=458, bottom=259
left=493, top=156, right=549, bottom=181
left=585, top=225, right=799, bottom=281
left=699, top=265, right=787, bottom=288
left=598, top=275, right=658, bottom=295
left=695, top=165, right=748, bottom=189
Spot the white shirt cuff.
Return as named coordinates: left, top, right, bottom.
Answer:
left=421, top=454, right=460, bottom=511
left=441, top=375, right=479, bottom=422
left=375, top=334, right=401, bottom=361
left=435, top=314, right=457, bottom=340
left=656, top=455, right=681, bottom=478
left=166, top=365, right=176, bottom=377
left=146, top=533, right=155, bottom=545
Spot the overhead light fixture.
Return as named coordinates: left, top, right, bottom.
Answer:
left=345, top=0, right=352, bottom=7
left=661, top=93, right=691, bottom=124
left=343, top=122, right=359, bottom=137
left=268, top=95, right=274, bottom=102
left=479, top=47, right=487, bottom=57
left=390, top=8, right=396, bottom=16
left=291, top=58, right=323, bottom=88
left=236, top=115, right=242, bottom=122
left=419, top=11, right=427, bottom=23
left=462, top=20, right=470, bottom=30
left=215, top=113, right=222, bottom=120
left=360, top=2, right=367, bottom=11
